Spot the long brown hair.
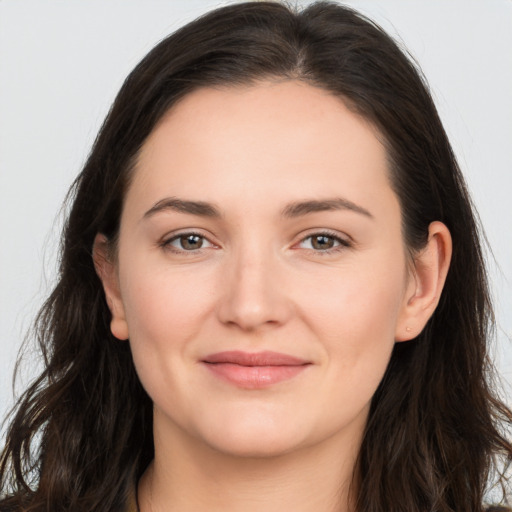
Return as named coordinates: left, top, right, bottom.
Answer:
left=1, top=2, right=511, bottom=511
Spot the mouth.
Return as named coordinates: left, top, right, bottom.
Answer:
left=201, top=350, right=311, bottom=389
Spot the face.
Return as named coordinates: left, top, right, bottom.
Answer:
left=103, top=81, right=418, bottom=458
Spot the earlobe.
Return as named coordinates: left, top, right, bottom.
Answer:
left=92, top=234, right=129, bottom=341
left=395, top=221, right=452, bottom=342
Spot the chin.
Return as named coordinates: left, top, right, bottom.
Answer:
left=193, top=409, right=311, bottom=459
left=204, top=430, right=304, bottom=459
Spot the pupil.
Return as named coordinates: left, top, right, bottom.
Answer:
left=182, top=235, right=202, bottom=250
left=313, top=235, right=333, bottom=250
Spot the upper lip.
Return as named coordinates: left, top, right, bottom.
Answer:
left=202, top=350, right=310, bottom=366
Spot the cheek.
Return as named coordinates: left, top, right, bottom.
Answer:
left=118, top=261, right=218, bottom=395
left=119, top=264, right=222, bottom=424
left=300, top=284, right=401, bottom=436
left=121, top=262, right=213, bottom=339
left=297, top=258, right=406, bottom=394
left=301, top=257, right=406, bottom=340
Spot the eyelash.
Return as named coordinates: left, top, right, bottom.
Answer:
left=160, top=230, right=352, bottom=256
left=161, top=231, right=214, bottom=255
left=297, top=230, right=352, bottom=255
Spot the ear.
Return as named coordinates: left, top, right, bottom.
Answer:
left=92, top=233, right=129, bottom=341
left=395, top=221, right=452, bottom=342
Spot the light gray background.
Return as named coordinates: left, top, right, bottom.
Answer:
left=1, top=0, right=511, bottom=432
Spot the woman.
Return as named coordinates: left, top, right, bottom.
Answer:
left=1, top=1, right=510, bottom=511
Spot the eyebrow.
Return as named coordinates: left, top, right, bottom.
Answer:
left=143, top=196, right=373, bottom=220
left=281, top=198, right=373, bottom=219
left=144, top=198, right=222, bottom=219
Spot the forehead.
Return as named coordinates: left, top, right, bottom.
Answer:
left=127, top=80, right=396, bottom=219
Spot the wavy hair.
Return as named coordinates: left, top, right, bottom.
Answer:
left=1, top=2, right=511, bottom=511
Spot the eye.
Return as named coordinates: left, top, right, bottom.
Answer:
left=163, top=232, right=215, bottom=253
left=298, top=232, right=351, bottom=253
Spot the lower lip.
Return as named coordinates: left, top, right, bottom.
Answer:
left=203, top=362, right=309, bottom=389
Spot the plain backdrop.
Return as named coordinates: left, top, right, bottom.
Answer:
left=1, top=0, right=511, bottom=432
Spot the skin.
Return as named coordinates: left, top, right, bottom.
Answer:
left=94, top=80, right=451, bottom=512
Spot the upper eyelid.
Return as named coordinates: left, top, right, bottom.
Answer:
left=163, top=228, right=214, bottom=241
left=158, top=231, right=216, bottom=254
left=294, top=229, right=352, bottom=245
left=295, top=234, right=351, bottom=252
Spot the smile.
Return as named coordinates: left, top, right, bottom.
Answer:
left=201, top=350, right=311, bottom=389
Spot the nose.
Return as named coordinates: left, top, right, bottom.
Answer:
left=216, top=242, right=293, bottom=332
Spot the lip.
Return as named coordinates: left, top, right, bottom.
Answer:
left=201, top=350, right=311, bottom=389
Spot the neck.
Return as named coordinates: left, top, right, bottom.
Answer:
left=138, top=413, right=364, bottom=512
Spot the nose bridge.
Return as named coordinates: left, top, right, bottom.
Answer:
left=217, top=234, right=290, bottom=330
